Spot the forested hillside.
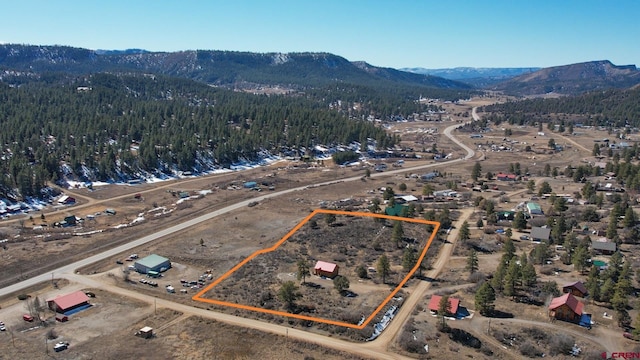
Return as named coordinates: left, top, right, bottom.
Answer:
left=0, top=44, right=476, bottom=97
left=482, top=88, right=640, bottom=128
left=0, top=73, right=397, bottom=199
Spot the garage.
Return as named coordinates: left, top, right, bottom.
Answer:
left=134, top=254, right=171, bottom=274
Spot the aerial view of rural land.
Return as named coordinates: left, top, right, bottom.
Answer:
left=1, top=1, right=640, bottom=359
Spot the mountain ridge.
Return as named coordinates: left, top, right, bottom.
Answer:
left=0, top=44, right=473, bottom=92
left=489, top=60, right=640, bottom=95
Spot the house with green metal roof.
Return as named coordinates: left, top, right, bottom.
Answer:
left=526, top=202, right=543, bottom=216
left=134, top=254, right=171, bottom=274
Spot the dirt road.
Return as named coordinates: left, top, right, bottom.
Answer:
left=62, top=273, right=412, bottom=360
left=363, top=207, right=476, bottom=353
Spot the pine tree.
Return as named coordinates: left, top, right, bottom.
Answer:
left=458, top=221, right=470, bottom=242
left=586, top=266, right=600, bottom=303
left=377, top=255, right=391, bottom=284
left=513, top=211, right=527, bottom=231
left=521, top=262, right=537, bottom=289
left=474, top=282, right=496, bottom=316
left=437, top=295, right=451, bottom=330
left=466, top=250, right=479, bottom=274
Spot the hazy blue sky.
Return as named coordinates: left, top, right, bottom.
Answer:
left=1, top=0, right=637, bottom=69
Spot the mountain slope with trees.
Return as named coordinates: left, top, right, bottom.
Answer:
left=0, top=73, right=396, bottom=200
left=0, top=44, right=475, bottom=95
left=488, top=60, right=640, bottom=96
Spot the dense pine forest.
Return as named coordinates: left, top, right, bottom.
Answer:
left=482, top=88, right=640, bottom=128
left=1, top=71, right=468, bottom=200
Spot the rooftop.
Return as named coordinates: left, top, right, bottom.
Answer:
left=549, top=293, right=584, bottom=315
left=314, top=261, right=338, bottom=273
left=135, top=254, right=170, bottom=268
left=427, top=295, right=460, bottom=314
left=47, top=290, right=90, bottom=310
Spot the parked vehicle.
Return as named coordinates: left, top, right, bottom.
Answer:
left=0, top=321, right=6, bottom=331
left=23, top=314, right=34, bottom=322
left=54, top=342, right=69, bottom=352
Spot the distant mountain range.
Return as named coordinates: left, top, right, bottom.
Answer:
left=0, top=44, right=472, bottom=92
left=487, top=60, right=640, bottom=96
left=401, top=67, right=540, bottom=87
left=2, top=44, right=639, bottom=97
left=404, top=61, right=640, bottom=95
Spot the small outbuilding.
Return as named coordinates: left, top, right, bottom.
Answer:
left=314, top=261, right=339, bottom=278
left=563, top=281, right=588, bottom=298
left=47, top=290, right=90, bottom=314
left=243, top=181, right=257, bottom=189
left=136, top=326, right=154, bottom=339
left=134, top=254, right=171, bottom=274
left=548, top=293, right=584, bottom=323
left=57, top=195, right=76, bottom=205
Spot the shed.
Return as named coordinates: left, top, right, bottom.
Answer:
left=548, top=293, right=584, bottom=323
left=134, top=254, right=171, bottom=274
left=57, top=195, right=76, bottom=205
left=136, top=326, right=153, bottom=339
left=314, top=261, right=339, bottom=278
left=47, top=290, right=90, bottom=314
left=427, top=295, right=460, bottom=316
left=531, top=226, right=551, bottom=242
left=243, top=181, right=257, bottom=189
left=563, top=281, right=588, bottom=298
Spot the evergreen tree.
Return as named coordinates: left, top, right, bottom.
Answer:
left=458, top=221, right=470, bottom=242
left=466, top=250, right=479, bottom=274
left=474, top=282, right=496, bottom=316
left=491, top=259, right=507, bottom=294
left=471, top=162, right=482, bottom=181
left=296, top=259, right=310, bottom=284
left=437, top=295, right=451, bottom=330
left=377, top=255, right=391, bottom=284
left=586, top=266, right=600, bottom=303
left=392, top=221, right=404, bottom=248
left=502, top=239, right=516, bottom=261
left=513, top=211, right=527, bottom=231
left=402, top=247, right=418, bottom=271
left=572, top=245, right=589, bottom=274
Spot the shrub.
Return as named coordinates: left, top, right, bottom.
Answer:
left=549, top=334, right=574, bottom=355
left=520, top=341, right=543, bottom=358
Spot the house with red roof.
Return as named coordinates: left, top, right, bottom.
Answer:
left=548, top=293, right=584, bottom=323
left=428, top=295, right=460, bottom=316
left=47, top=290, right=90, bottom=314
left=496, top=173, right=518, bottom=181
left=562, top=281, right=588, bottom=298
left=314, top=261, right=339, bottom=278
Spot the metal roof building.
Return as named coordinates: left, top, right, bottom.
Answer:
left=134, top=254, right=171, bottom=274
left=47, top=290, right=90, bottom=313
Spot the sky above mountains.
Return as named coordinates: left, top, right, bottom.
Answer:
left=2, top=0, right=638, bottom=69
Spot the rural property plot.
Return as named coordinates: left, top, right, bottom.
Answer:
left=193, top=209, right=440, bottom=329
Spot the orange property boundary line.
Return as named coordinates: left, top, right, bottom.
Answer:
left=192, top=208, right=440, bottom=329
